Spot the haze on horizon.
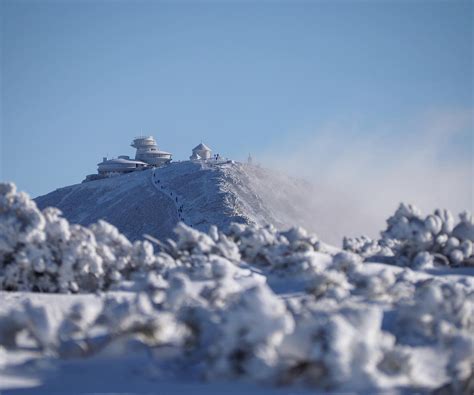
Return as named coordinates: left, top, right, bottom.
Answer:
left=1, top=0, right=472, bottom=241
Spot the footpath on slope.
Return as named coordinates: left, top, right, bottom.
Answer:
left=151, top=167, right=191, bottom=227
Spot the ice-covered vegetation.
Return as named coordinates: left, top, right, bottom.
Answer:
left=1, top=182, right=473, bottom=393
left=0, top=183, right=160, bottom=292
left=344, top=203, right=474, bottom=269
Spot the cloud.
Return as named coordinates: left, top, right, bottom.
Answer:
left=256, top=108, right=473, bottom=245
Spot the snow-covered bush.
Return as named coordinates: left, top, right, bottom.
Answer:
left=395, top=279, right=474, bottom=345
left=204, top=283, right=294, bottom=380
left=344, top=203, right=474, bottom=268
left=277, top=303, right=415, bottom=390
left=342, top=235, right=397, bottom=259
left=226, top=223, right=324, bottom=275
left=2, top=267, right=472, bottom=391
left=393, top=278, right=474, bottom=391
left=55, top=271, right=470, bottom=389
left=0, top=183, right=161, bottom=292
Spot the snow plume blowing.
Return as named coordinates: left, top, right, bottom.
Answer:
left=257, top=109, right=473, bottom=245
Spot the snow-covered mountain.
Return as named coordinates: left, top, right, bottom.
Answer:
left=35, top=161, right=320, bottom=242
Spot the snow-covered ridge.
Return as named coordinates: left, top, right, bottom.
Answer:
left=1, top=182, right=473, bottom=393
left=34, top=161, right=318, bottom=242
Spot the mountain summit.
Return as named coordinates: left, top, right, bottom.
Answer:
left=35, top=161, right=317, bottom=242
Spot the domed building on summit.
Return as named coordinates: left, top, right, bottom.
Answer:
left=190, top=143, right=212, bottom=160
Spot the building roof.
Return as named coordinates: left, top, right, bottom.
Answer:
left=133, top=136, right=154, bottom=140
left=193, top=143, right=211, bottom=152
left=131, top=136, right=158, bottom=148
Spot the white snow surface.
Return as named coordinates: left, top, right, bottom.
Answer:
left=1, top=181, right=474, bottom=394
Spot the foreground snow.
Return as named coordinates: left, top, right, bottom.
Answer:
left=1, top=182, right=473, bottom=394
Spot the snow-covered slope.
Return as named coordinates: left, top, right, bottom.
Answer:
left=35, top=169, right=178, bottom=242
left=35, top=161, right=317, bottom=242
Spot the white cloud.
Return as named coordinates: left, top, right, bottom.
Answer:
left=256, top=108, right=473, bottom=245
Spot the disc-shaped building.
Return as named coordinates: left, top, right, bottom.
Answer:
left=84, top=136, right=172, bottom=182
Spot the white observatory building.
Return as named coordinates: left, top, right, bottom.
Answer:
left=97, top=156, right=148, bottom=176
left=190, top=143, right=212, bottom=160
left=84, top=135, right=172, bottom=182
left=131, top=136, right=172, bottom=166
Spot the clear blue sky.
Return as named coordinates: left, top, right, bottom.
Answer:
left=1, top=0, right=472, bottom=199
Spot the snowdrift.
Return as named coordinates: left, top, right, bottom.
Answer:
left=1, top=182, right=474, bottom=394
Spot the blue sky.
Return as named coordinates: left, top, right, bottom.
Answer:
left=1, top=0, right=472, bottom=206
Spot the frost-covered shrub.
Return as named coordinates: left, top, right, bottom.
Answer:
left=0, top=183, right=46, bottom=255
left=205, top=284, right=294, bottom=380
left=1, top=257, right=473, bottom=392
left=0, top=183, right=161, bottom=292
left=344, top=203, right=474, bottom=268
left=395, top=279, right=474, bottom=345
left=277, top=302, right=415, bottom=390
left=393, top=279, right=474, bottom=391
left=0, top=299, right=58, bottom=350
left=226, top=223, right=323, bottom=275
left=342, top=235, right=397, bottom=259
left=306, top=269, right=352, bottom=301
left=0, top=293, right=186, bottom=360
